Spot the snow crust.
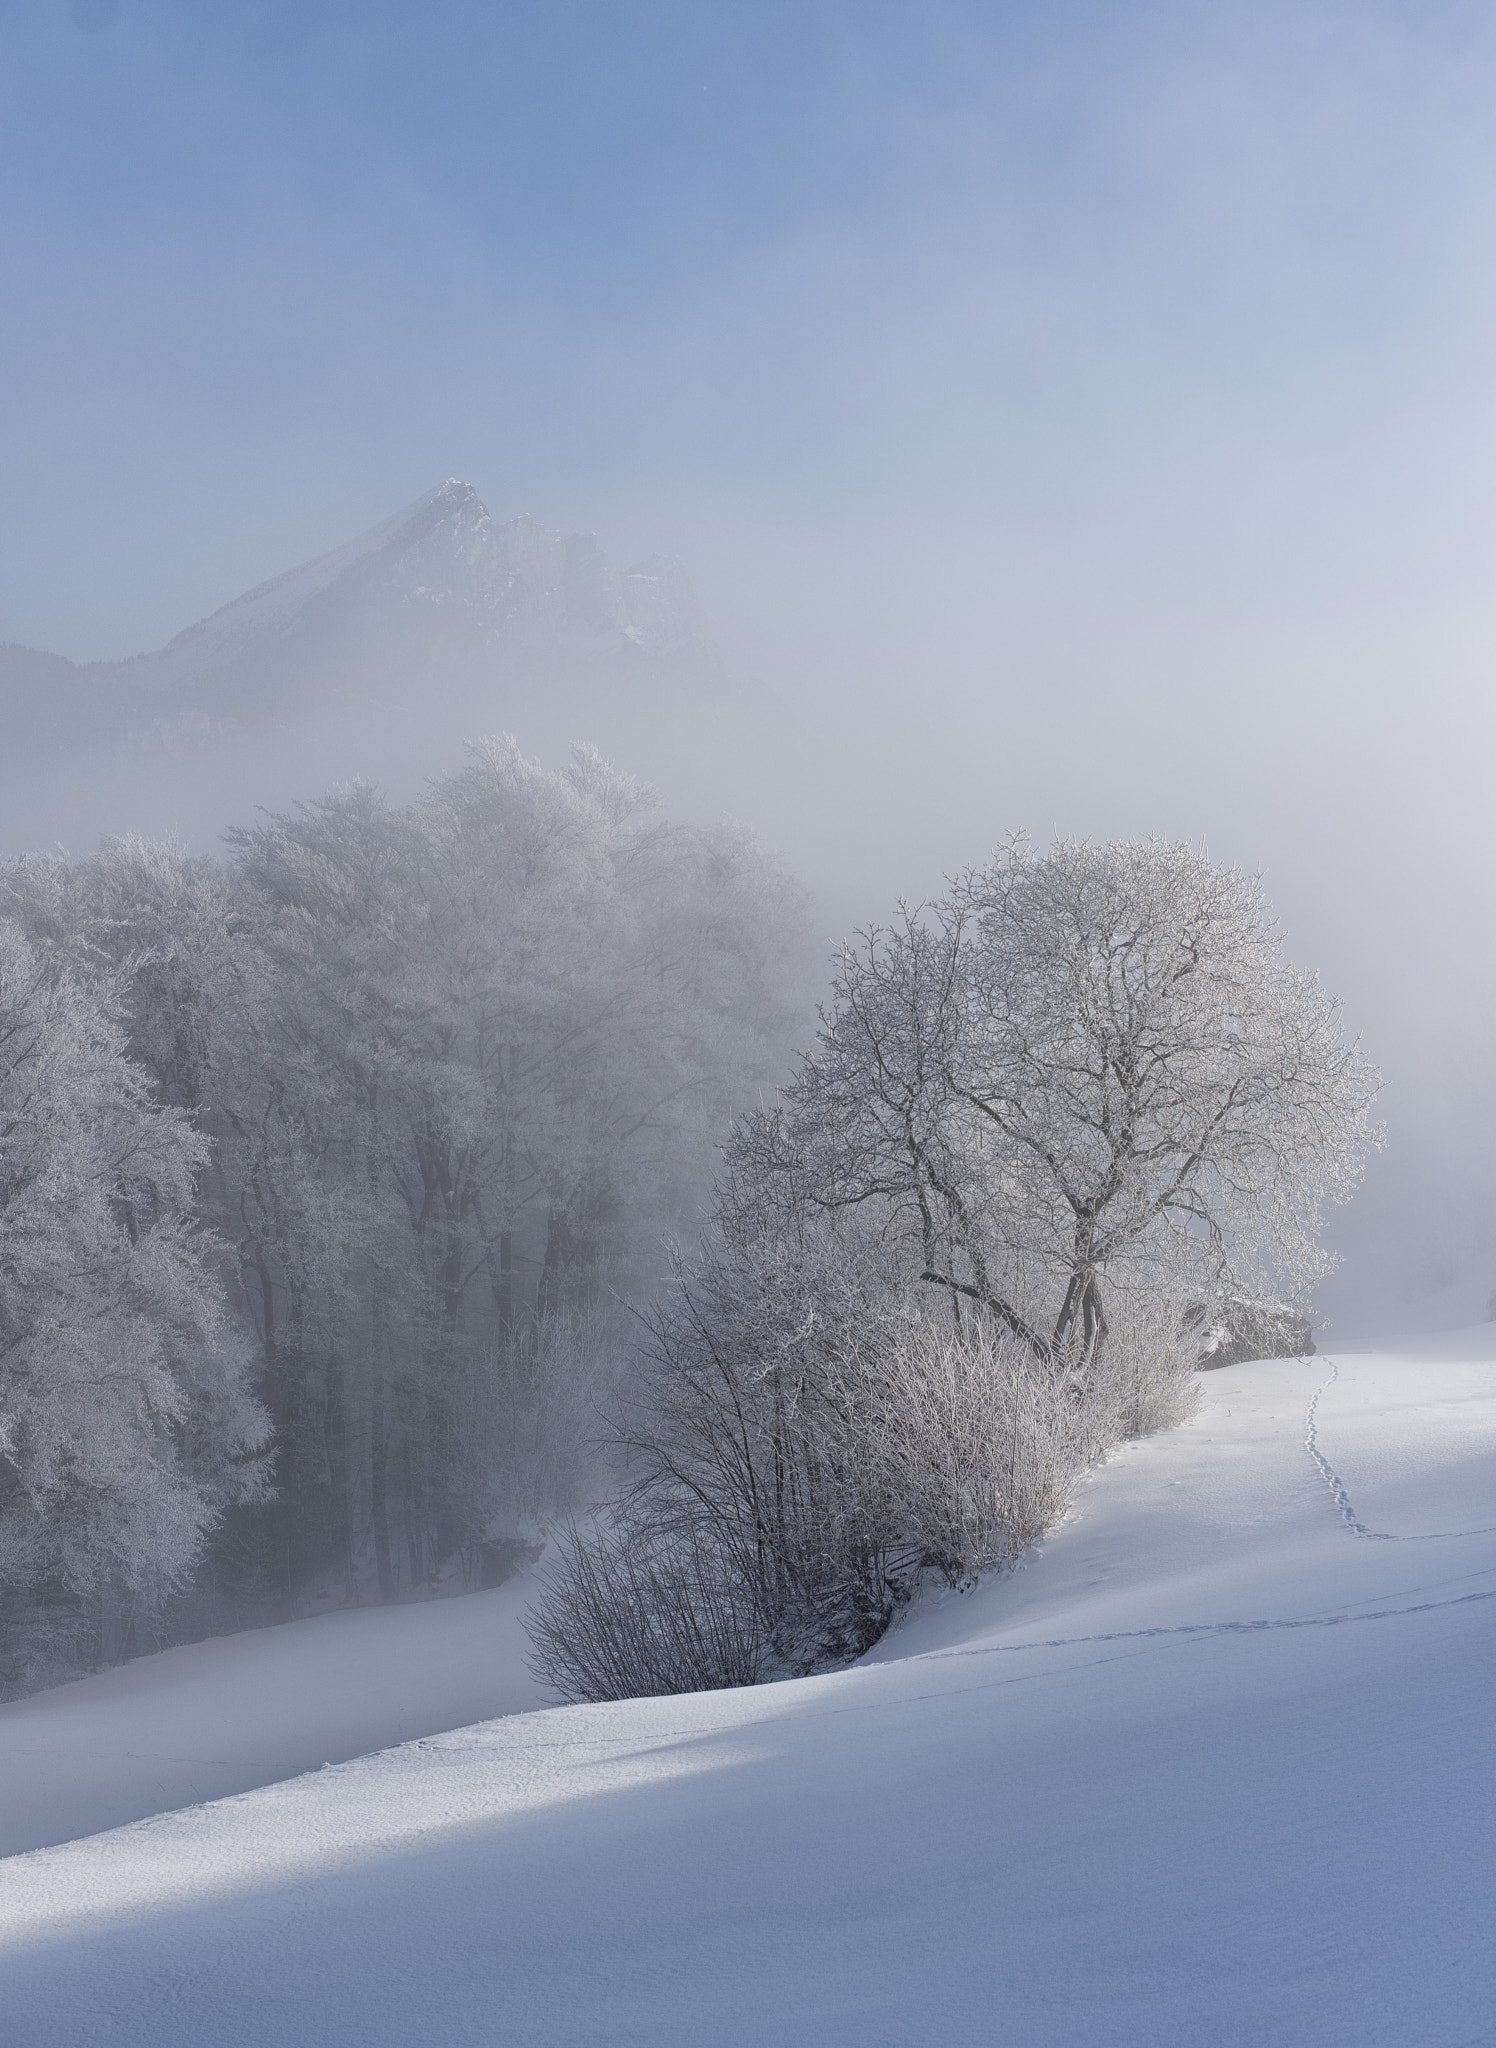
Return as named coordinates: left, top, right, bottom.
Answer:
left=2, top=1337, right=1493, bottom=2045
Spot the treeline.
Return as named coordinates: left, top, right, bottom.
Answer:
left=0, top=741, right=810, bottom=1690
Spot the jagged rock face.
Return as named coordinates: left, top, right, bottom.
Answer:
left=0, top=481, right=717, bottom=750
left=362, top=482, right=704, bottom=656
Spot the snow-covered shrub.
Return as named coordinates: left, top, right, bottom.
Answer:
left=529, top=1224, right=1198, bottom=1701
left=1195, top=1296, right=1315, bottom=1369
left=528, top=1514, right=763, bottom=1702
left=1067, top=1290, right=1202, bottom=1458
left=857, top=1316, right=1085, bottom=1584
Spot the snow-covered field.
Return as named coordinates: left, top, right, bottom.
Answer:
left=0, top=1573, right=545, bottom=1859
left=2, top=1334, right=1493, bottom=2045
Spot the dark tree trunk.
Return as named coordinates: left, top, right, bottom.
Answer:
left=370, top=1397, right=394, bottom=1600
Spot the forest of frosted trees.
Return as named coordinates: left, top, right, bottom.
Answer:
left=0, top=750, right=1380, bottom=1704
left=0, top=741, right=810, bottom=1690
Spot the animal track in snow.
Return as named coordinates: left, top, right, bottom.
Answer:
left=919, top=1575, right=1496, bottom=1667
left=1306, top=1358, right=1496, bottom=1542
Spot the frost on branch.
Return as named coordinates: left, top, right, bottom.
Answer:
left=738, top=836, right=1381, bottom=1366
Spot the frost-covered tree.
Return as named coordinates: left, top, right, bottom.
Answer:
left=0, top=921, right=267, bottom=1686
left=218, top=741, right=811, bottom=1604
left=533, top=839, right=1377, bottom=1703
left=0, top=742, right=812, bottom=1653
left=733, top=838, right=1381, bottom=1364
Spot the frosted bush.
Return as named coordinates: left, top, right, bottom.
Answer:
left=1070, top=1291, right=1201, bottom=1460
left=528, top=1515, right=762, bottom=1702
left=859, top=1317, right=1084, bottom=1584
left=527, top=1230, right=1204, bottom=1702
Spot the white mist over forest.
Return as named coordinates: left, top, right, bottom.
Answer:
left=6, top=13, right=1496, bottom=2043
left=2, top=466, right=1487, bottom=1343
left=8, top=7, right=1496, bottom=1349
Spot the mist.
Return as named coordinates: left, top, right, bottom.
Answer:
left=6, top=0, right=1496, bottom=1349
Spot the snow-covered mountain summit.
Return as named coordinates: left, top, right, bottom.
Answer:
left=118, top=480, right=713, bottom=700
left=0, top=480, right=713, bottom=721
left=0, top=484, right=732, bottom=852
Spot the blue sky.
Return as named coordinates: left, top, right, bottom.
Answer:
left=6, top=2, right=1496, bottom=656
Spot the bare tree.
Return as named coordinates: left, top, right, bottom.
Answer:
left=735, top=838, right=1381, bottom=1366
left=526, top=1513, right=764, bottom=1702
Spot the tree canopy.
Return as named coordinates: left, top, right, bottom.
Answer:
left=731, top=838, right=1381, bottom=1364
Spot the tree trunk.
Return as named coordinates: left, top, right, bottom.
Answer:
left=370, top=1396, right=394, bottom=1600
left=324, top=1347, right=352, bottom=1598
left=497, top=1226, right=513, bottom=1344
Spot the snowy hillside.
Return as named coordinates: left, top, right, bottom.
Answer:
left=0, top=1572, right=544, bottom=1860
left=2, top=1335, right=1491, bottom=2045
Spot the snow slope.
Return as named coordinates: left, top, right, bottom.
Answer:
left=2, top=1338, right=1493, bottom=2046
left=0, top=1574, right=545, bottom=1859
